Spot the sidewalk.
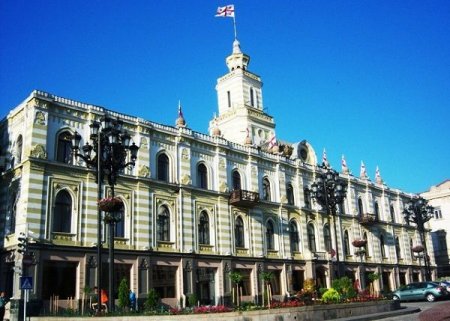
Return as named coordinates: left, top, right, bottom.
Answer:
left=334, top=306, right=420, bottom=321
left=419, top=302, right=450, bottom=321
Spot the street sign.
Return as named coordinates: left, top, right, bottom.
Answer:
left=20, top=276, right=33, bottom=290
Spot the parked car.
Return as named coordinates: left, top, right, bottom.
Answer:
left=439, top=281, right=450, bottom=292
left=392, top=282, right=448, bottom=302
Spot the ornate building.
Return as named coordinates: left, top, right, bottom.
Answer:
left=0, top=39, right=435, bottom=309
left=421, top=180, right=450, bottom=277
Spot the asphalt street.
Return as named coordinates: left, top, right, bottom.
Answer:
left=384, top=301, right=449, bottom=321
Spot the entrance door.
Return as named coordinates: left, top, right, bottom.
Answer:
left=196, top=268, right=215, bottom=305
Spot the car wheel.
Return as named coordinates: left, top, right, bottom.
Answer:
left=392, top=295, right=400, bottom=301
left=426, top=293, right=436, bottom=302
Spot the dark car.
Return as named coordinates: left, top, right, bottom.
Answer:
left=392, top=282, right=448, bottom=302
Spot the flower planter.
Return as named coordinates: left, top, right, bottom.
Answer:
left=98, top=197, right=124, bottom=212
left=352, top=239, right=367, bottom=248
left=411, top=245, right=424, bottom=253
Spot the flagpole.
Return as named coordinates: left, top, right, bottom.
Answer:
left=233, top=13, right=237, bottom=40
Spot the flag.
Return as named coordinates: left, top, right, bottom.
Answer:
left=268, top=135, right=277, bottom=148
left=360, top=161, right=367, bottom=178
left=178, top=101, right=183, bottom=118
left=322, top=148, right=330, bottom=167
left=341, top=155, right=348, bottom=172
left=215, top=5, right=235, bottom=17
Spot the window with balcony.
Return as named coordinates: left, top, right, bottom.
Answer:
left=157, top=153, right=170, bottom=182
left=307, top=223, right=316, bottom=253
left=56, top=131, right=73, bottom=163
left=289, top=221, right=299, bottom=252
left=374, top=201, right=380, bottom=220
left=232, top=170, right=241, bottom=190
left=235, top=216, right=245, bottom=248
left=323, top=224, right=332, bottom=252
left=262, top=177, right=271, bottom=201
left=198, top=211, right=210, bottom=245
left=157, top=205, right=170, bottom=241
left=197, top=163, right=208, bottom=189
left=266, top=220, right=275, bottom=250
left=358, top=198, right=364, bottom=217
left=53, top=190, right=72, bottom=233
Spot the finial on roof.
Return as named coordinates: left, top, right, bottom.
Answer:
left=232, top=39, right=242, bottom=54
left=176, top=100, right=186, bottom=128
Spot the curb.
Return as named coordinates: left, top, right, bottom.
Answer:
left=334, top=307, right=421, bottom=321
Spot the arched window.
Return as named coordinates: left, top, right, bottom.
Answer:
left=390, top=204, right=395, bottom=222
left=358, top=198, right=364, bottom=217
left=304, top=188, right=311, bottom=208
left=395, top=236, right=402, bottom=259
left=374, top=201, right=380, bottom=220
left=197, top=163, right=208, bottom=189
left=235, top=216, right=245, bottom=248
left=289, top=221, right=299, bottom=252
left=115, top=207, right=125, bottom=238
left=198, top=211, right=210, bottom=245
left=307, top=223, right=316, bottom=253
left=16, top=135, right=23, bottom=164
left=380, top=234, right=386, bottom=258
left=56, top=131, right=73, bottom=163
left=266, top=220, right=275, bottom=250
left=344, top=230, right=350, bottom=256
left=232, top=170, right=241, bottom=190
left=323, top=224, right=332, bottom=252
left=157, top=153, right=169, bottom=182
left=157, top=206, right=170, bottom=241
left=53, top=190, right=72, bottom=233
left=262, top=177, right=271, bottom=201
left=286, top=183, right=294, bottom=205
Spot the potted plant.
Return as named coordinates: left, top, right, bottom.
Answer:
left=352, top=239, right=367, bottom=248
left=411, top=244, right=424, bottom=253
left=98, top=197, right=123, bottom=212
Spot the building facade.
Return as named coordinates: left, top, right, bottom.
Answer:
left=422, top=180, right=450, bottom=277
left=0, top=40, right=435, bottom=310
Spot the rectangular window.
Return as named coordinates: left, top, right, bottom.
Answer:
left=227, top=91, right=231, bottom=108
left=434, top=207, right=442, bottom=219
left=236, top=269, right=252, bottom=296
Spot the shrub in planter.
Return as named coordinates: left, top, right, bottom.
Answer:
left=352, top=239, right=367, bottom=248
left=411, top=245, right=424, bottom=253
left=187, top=293, right=198, bottom=307
left=144, top=288, right=159, bottom=311
left=118, top=278, right=130, bottom=311
left=322, top=288, right=341, bottom=304
left=332, top=277, right=357, bottom=300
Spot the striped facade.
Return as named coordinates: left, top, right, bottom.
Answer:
left=0, top=40, right=436, bottom=310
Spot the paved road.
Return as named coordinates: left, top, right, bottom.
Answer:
left=385, top=301, right=447, bottom=321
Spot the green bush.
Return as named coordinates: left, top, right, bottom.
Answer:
left=118, top=278, right=130, bottom=311
left=332, top=277, right=357, bottom=300
left=144, top=288, right=160, bottom=311
left=187, top=293, right=198, bottom=307
left=321, top=288, right=341, bottom=304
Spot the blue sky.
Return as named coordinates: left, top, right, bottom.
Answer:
left=1, top=1, right=449, bottom=193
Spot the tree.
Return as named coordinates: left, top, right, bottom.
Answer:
left=229, top=271, right=243, bottom=307
left=260, top=271, right=273, bottom=307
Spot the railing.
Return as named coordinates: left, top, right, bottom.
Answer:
left=229, top=189, right=259, bottom=207
left=358, top=213, right=378, bottom=226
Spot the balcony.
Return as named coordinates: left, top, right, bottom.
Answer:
left=229, top=189, right=259, bottom=207
left=358, top=213, right=378, bottom=226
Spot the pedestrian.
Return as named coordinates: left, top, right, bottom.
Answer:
left=0, top=291, right=7, bottom=321
left=129, top=289, right=136, bottom=311
left=101, top=289, right=108, bottom=311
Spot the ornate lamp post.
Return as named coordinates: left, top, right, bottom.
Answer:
left=403, top=196, right=434, bottom=281
left=310, top=163, right=347, bottom=280
left=71, top=115, right=139, bottom=313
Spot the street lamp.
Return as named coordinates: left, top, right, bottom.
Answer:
left=403, top=196, right=434, bottom=281
left=310, top=163, right=347, bottom=280
left=71, top=115, right=139, bottom=313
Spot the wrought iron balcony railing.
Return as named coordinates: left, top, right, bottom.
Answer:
left=229, top=189, right=259, bottom=207
left=358, top=213, right=378, bottom=226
